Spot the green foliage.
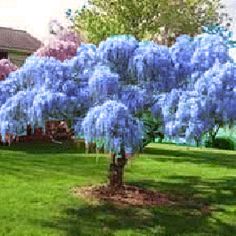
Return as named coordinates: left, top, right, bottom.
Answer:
left=71, top=0, right=224, bottom=44
left=141, top=112, right=163, bottom=148
left=205, top=136, right=235, bottom=151
left=212, top=137, right=235, bottom=150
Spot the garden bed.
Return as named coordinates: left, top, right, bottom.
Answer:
left=73, top=184, right=173, bottom=207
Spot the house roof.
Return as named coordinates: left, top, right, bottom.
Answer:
left=0, top=27, right=41, bottom=53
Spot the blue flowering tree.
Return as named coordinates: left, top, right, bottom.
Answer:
left=0, top=33, right=235, bottom=187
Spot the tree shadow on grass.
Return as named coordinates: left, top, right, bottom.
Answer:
left=144, top=146, right=236, bottom=169
left=130, top=175, right=236, bottom=207
left=0, top=140, right=85, bottom=154
left=39, top=203, right=215, bottom=236
left=38, top=176, right=236, bottom=236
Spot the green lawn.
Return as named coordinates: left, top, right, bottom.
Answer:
left=0, top=142, right=235, bottom=236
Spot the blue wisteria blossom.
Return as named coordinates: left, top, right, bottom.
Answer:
left=151, top=89, right=183, bottom=139
left=98, top=35, right=138, bottom=83
left=0, top=55, right=89, bottom=137
left=170, top=35, right=195, bottom=87
left=194, top=62, right=236, bottom=124
left=63, top=43, right=98, bottom=85
left=88, top=65, right=119, bottom=103
left=191, top=34, right=230, bottom=73
left=0, top=90, right=36, bottom=139
left=82, top=100, right=143, bottom=154
left=119, top=85, right=151, bottom=115
left=165, top=62, right=236, bottom=145
left=129, top=41, right=175, bottom=92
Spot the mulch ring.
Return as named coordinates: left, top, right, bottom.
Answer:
left=72, top=184, right=174, bottom=207
left=72, top=185, right=214, bottom=215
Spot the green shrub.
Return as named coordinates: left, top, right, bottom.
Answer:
left=213, top=137, right=235, bottom=150
left=204, top=139, right=212, bottom=148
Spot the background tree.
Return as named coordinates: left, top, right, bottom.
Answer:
left=0, top=59, right=17, bottom=81
left=35, top=20, right=83, bottom=62
left=67, top=0, right=227, bottom=45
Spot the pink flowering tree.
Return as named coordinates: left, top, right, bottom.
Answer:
left=0, top=59, right=17, bottom=81
left=35, top=20, right=82, bottom=62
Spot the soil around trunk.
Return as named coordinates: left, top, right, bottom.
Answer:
left=73, top=184, right=173, bottom=207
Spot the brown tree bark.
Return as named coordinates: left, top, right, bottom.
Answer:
left=108, top=149, right=127, bottom=188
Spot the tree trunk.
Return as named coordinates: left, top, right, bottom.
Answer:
left=209, top=125, right=220, bottom=146
left=109, top=150, right=127, bottom=188
left=96, top=145, right=104, bottom=153
left=86, top=142, right=96, bottom=153
left=27, top=124, right=32, bottom=136
left=211, top=134, right=216, bottom=146
left=194, top=137, right=200, bottom=147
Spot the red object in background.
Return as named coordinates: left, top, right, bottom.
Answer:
left=34, top=127, right=43, bottom=136
left=0, top=120, right=72, bottom=145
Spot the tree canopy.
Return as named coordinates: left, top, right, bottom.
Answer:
left=0, top=32, right=235, bottom=146
left=67, top=0, right=227, bottom=45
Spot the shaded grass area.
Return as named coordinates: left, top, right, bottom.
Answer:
left=0, top=142, right=235, bottom=235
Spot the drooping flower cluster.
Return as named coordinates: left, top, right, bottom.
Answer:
left=194, top=62, right=236, bottom=124
left=191, top=34, right=230, bottom=72
left=119, top=86, right=151, bottom=115
left=81, top=100, right=143, bottom=154
left=129, top=41, right=175, bottom=92
left=0, top=54, right=89, bottom=140
left=158, top=61, right=236, bottom=144
left=88, top=65, right=119, bottom=103
left=98, top=35, right=138, bottom=83
left=170, top=35, right=195, bottom=87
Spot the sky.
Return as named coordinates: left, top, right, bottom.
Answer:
left=0, top=0, right=235, bottom=42
left=224, top=0, right=236, bottom=37
left=0, top=0, right=86, bottom=41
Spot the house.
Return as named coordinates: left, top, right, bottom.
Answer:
left=0, top=27, right=41, bottom=66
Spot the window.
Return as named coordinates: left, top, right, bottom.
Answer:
left=0, top=51, right=8, bottom=60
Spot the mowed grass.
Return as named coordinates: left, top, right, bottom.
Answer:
left=0, top=141, right=235, bottom=236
